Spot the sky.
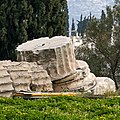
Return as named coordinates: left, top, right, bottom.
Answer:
left=67, top=0, right=115, bottom=29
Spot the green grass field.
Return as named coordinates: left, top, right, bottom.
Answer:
left=0, top=96, right=120, bottom=120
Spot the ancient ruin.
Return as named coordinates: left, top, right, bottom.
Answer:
left=0, top=36, right=116, bottom=97
left=0, top=61, right=53, bottom=97
left=17, top=36, right=76, bottom=81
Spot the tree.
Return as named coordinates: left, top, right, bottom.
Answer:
left=77, top=14, right=83, bottom=37
left=83, top=5, right=120, bottom=89
left=0, top=0, right=69, bottom=60
left=71, top=18, right=75, bottom=31
left=5, top=0, right=30, bottom=60
left=115, top=0, right=119, bottom=4
left=0, top=2, right=8, bottom=60
left=42, top=0, right=69, bottom=37
left=77, top=13, right=93, bottom=38
left=71, top=18, right=76, bottom=36
left=101, top=10, right=106, bottom=20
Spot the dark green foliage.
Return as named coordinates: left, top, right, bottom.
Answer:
left=101, top=10, right=106, bottom=20
left=0, top=0, right=69, bottom=60
left=0, top=97, right=120, bottom=120
left=77, top=4, right=120, bottom=89
left=41, top=0, right=69, bottom=38
left=71, top=18, right=75, bottom=31
left=77, top=13, right=92, bottom=38
left=115, top=0, right=120, bottom=4
left=71, top=18, right=76, bottom=36
left=75, top=46, right=108, bottom=77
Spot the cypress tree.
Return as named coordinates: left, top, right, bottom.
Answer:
left=6, top=0, right=30, bottom=60
left=71, top=18, right=76, bottom=36
left=43, top=0, right=69, bottom=37
left=71, top=18, right=75, bottom=31
left=77, top=15, right=83, bottom=36
left=0, top=2, right=8, bottom=60
left=101, top=10, right=106, bottom=20
left=0, top=0, right=69, bottom=60
left=77, top=15, right=89, bottom=38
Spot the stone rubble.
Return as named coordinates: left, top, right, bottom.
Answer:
left=0, top=61, right=53, bottom=97
left=16, top=36, right=116, bottom=95
left=53, top=60, right=97, bottom=92
left=0, top=36, right=116, bottom=97
left=93, top=77, right=116, bottom=95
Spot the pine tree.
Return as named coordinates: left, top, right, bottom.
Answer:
left=77, top=15, right=89, bottom=38
left=101, top=10, right=106, bottom=20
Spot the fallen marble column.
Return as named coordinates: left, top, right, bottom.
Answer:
left=76, top=60, right=90, bottom=78
left=2, top=61, right=32, bottom=92
left=82, top=73, right=96, bottom=92
left=30, top=66, right=53, bottom=92
left=53, top=72, right=96, bottom=92
left=16, top=36, right=76, bottom=81
left=53, top=60, right=92, bottom=92
left=0, top=61, right=53, bottom=95
left=0, top=65, right=14, bottom=97
left=93, top=77, right=116, bottom=95
left=15, top=36, right=116, bottom=95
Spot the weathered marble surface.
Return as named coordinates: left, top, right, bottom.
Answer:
left=0, top=36, right=117, bottom=97
left=16, top=36, right=76, bottom=81
left=53, top=60, right=96, bottom=92
left=93, top=77, right=116, bottom=95
left=0, top=61, right=53, bottom=97
left=16, top=36, right=116, bottom=94
left=0, top=64, right=14, bottom=97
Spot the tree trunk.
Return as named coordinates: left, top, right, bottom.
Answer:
left=112, top=72, right=119, bottom=90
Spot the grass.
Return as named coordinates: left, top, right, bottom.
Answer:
left=0, top=96, right=120, bottom=120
